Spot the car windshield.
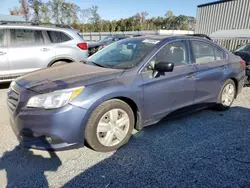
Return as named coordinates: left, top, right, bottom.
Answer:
left=87, top=38, right=159, bottom=69
left=235, top=43, right=250, bottom=52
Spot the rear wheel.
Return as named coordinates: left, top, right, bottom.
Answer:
left=85, top=99, right=134, bottom=152
left=213, top=79, right=236, bottom=111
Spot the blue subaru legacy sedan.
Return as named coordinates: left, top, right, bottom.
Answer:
left=7, top=35, right=246, bottom=152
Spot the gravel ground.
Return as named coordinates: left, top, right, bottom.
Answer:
left=0, top=84, right=250, bottom=188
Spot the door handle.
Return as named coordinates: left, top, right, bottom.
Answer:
left=186, top=73, right=196, bottom=79
left=0, top=51, right=6, bottom=55
left=40, top=48, right=50, bottom=52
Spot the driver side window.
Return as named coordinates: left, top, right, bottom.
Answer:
left=144, top=41, right=189, bottom=71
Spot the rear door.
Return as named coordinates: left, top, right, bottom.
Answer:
left=141, top=40, right=196, bottom=120
left=0, top=29, right=9, bottom=79
left=7, top=28, right=55, bottom=77
left=190, top=40, right=229, bottom=103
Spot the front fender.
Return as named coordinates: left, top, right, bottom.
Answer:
left=70, top=76, right=145, bottom=130
left=71, top=82, right=143, bottom=112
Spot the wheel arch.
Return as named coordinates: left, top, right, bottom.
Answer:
left=112, top=96, right=143, bottom=131
left=80, top=93, right=143, bottom=132
left=48, top=57, right=75, bottom=67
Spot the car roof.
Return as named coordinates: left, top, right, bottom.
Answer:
left=0, top=24, right=79, bottom=33
left=135, top=35, right=212, bottom=41
left=135, top=35, right=169, bottom=40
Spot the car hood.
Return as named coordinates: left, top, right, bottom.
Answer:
left=15, top=63, right=124, bottom=93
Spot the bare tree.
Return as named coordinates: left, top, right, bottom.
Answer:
left=89, top=5, right=101, bottom=32
left=19, top=0, right=30, bottom=22
left=9, top=7, right=22, bottom=16
left=165, top=10, right=174, bottom=18
left=50, top=0, right=62, bottom=24
left=29, top=0, right=42, bottom=22
left=141, top=11, right=148, bottom=22
left=40, top=2, right=51, bottom=23
left=80, top=8, right=91, bottom=24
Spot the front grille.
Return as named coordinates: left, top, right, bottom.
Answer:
left=7, top=87, right=20, bottom=112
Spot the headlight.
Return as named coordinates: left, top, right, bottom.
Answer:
left=27, top=87, right=84, bottom=109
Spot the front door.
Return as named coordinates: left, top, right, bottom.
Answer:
left=141, top=40, right=196, bottom=121
left=7, top=28, right=55, bottom=77
left=190, top=40, right=229, bottom=103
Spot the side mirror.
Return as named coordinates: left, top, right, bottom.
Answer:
left=154, top=62, right=174, bottom=72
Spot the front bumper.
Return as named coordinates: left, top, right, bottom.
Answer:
left=8, top=84, right=89, bottom=151
left=9, top=104, right=88, bottom=151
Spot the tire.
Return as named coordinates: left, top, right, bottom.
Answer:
left=213, top=79, right=236, bottom=111
left=51, top=61, right=68, bottom=67
left=85, top=99, right=135, bottom=152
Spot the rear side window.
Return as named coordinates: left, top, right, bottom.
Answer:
left=10, top=29, right=44, bottom=46
left=47, top=31, right=72, bottom=43
left=0, top=30, right=4, bottom=47
left=191, top=41, right=215, bottom=63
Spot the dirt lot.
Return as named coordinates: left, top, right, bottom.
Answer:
left=0, top=83, right=250, bottom=188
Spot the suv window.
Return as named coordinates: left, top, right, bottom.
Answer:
left=145, top=41, right=188, bottom=71
left=0, top=30, right=4, bottom=47
left=47, top=31, right=71, bottom=43
left=10, top=29, right=44, bottom=46
left=191, top=41, right=216, bottom=63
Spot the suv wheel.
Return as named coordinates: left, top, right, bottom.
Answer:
left=85, top=99, right=134, bottom=152
left=213, top=79, right=236, bottom=111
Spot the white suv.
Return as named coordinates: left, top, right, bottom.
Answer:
left=0, top=22, right=88, bottom=83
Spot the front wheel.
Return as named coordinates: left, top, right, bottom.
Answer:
left=85, top=99, right=134, bottom=152
left=213, top=79, right=236, bottom=111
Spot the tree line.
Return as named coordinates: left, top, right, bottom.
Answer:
left=9, top=0, right=196, bottom=32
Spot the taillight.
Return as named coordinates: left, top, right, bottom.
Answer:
left=240, top=60, right=246, bottom=69
left=77, top=43, right=88, bottom=50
